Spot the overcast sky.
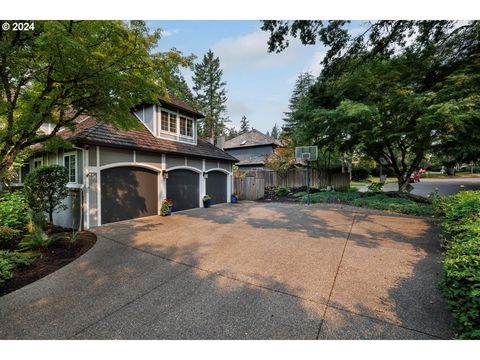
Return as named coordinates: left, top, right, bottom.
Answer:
left=147, top=20, right=336, bottom=134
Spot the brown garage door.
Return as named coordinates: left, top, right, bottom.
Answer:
left=166, top=169, right=199, bottom=211
left=101, top=166, right=158, bottom=224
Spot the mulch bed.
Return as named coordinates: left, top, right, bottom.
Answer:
left=0, top=231, right=96, bottom=297
left=257, top=185, right=320, bottom=203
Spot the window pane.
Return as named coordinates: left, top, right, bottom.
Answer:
left=180, top=117, right=186, bottom=135
left=169, top=113, right=177, bottom=133
left=70, top=155, right=76, bottom=182
left=161, top=111, right=169, bottom=131
left=187, top=119, right=193, bottom=137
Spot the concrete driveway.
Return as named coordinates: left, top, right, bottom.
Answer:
left=0, top=202, right=453, bottom=339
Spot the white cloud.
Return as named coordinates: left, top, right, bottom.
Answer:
left=227, top=99, right=251, bottom=119
left=212, top=30, right=303, bottom=70
left=161, top=29, right=179, bottom=37
left=306, top=49, right=326, bottom=76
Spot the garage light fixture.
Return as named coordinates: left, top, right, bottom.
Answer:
left=203, top=172, right=208, bottom=179
left=162, top=170, right=168, bottom=179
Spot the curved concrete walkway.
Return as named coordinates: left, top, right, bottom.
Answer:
left=0, top=202, right=453, bottom=339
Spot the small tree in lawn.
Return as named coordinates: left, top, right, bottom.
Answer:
left=24, top=165, right=69, bottom=228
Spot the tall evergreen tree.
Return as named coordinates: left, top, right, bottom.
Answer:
left=271, top=123, right=280, bottom=139
left=170, top=71, right=195, bottom=106
left=283, top=72, right=314, bottom=137
left=239, top=115, right=250, bottom=134
left=192, top=50, right=228, bottom=140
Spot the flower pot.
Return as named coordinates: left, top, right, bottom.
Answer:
left=203, top=199, right=211, bottom=208
left=167, top=205, right=173, bottom=215
left=231, top=195, right=238, bottom=203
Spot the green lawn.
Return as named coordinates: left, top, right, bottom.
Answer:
left=303, top=191, right=434, bottom=216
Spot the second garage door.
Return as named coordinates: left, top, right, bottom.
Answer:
left=166, top=169, right=199, bottom=211
left=206, top=171, right=227, bottom=205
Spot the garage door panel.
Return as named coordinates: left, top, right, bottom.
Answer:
left=206, top=171, right=227, bottom=204
left=166, top=170, right=199, bottom=211
left=101, top=167, right=158, bottom=224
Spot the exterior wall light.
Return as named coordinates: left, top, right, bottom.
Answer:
left=162, top=170, right=169, bottom=179
left=203, top=172, right=208, bottom=179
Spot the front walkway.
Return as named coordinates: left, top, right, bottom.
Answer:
left=0, top=202, right=453, bottom=339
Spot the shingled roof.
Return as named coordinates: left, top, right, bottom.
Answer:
left=40, top=115, right=237, bottom=162
left=223, top=129, right=283, bottom=149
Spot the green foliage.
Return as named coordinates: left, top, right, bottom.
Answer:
left=367, top=182, right=384, bottom=192
left=193, top=50, right=228, bottom=139
left=351, top=167, right=371, bottom=181
left=18, top=226, right=55, bottom=251
left=240, top=115, right=250, bottom=134
left=0, top=20, right=191, bottom=180
left=437, top=191, right=480, bottom=338
left=202, top=195, right=211, bottom=201
left=274, top=187, right=289, bottom=197
left=307, top=191, right=434, bottom=216
left=160, top=202, right=170, bottom=216
left=24, top=165, right=69, bottom=224
left=264, top=21, right=480, bottom=191
left=0, top=191, right=29, bottom=230
left=293, top=191, right=308, bottom=198
left=0, top=226, right=21, bottom=248
left=0, top=251, right=34, bottom=284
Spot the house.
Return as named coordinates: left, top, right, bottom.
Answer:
left=223, top=129, right=283, bottom=170
left=11, top=95, right=238, bottom=229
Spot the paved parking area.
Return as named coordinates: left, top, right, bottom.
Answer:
left=0, top=202, right=453, bottom=339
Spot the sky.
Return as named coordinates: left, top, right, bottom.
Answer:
left=146, top=20, right=331, bottom=134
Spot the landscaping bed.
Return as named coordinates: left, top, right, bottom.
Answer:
left=0, top=231, right=96, bottom=297
left=259, top=186, right=434, bottom=216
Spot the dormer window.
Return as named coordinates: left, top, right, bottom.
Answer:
left=160, top=110, right=178, bottom=133
left=180, top=116, right=193, bottom=137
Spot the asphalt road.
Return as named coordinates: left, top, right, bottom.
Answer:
left=357, top=177, right=480, bottom=196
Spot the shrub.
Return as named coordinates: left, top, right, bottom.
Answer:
left=274, top=187, right=289, bottom=197
left=437, top=191, right=480, bottom=339
left=351, top=167, right=371, bottom=181
left=18, top=226, right=55, bottom=251
left=0, top=250, right=34, bottom=284
left=293, top=191, right=308, bottom=198
left=0, top=226, right=21, bottom=248
left=24, top=165, right=69, bottom=225
left=367, top=182, right=384, bottom=192
left=0, top=190, right=29, bottom=230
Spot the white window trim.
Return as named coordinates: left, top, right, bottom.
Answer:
left=63, top=151, right=78, bottom=184
left=158, top=108, right=195, bottom=139
left=33, top=157, right=43, bottom=169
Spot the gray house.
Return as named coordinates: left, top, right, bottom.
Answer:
left=223, top=129, right=283, bottom=170
left=12, top=95, right=237, bottom=229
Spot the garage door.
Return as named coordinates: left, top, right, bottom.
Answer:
left=206, top=171, right=227, bottom=205
left=101, top=167, right=158, bottom=224
left=166, top=169, right=199, bottom=211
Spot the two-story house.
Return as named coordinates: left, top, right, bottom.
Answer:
left=12, top=95, right=237, bottom=229
left=223, top=129, right=283, bottom=170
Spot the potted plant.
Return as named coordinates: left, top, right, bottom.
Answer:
left=202, top=195, right=211, bottom=208
left=231, top=193, right=238, bottom=203
left=161, top=198, right=174, bottom=216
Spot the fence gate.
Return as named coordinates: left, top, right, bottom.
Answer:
left=234, top=177, right=265, bottom=200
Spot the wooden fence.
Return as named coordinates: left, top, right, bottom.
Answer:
left=233, top=169, right=350, bottom=189
left=234, top=177, right=265, bottom=200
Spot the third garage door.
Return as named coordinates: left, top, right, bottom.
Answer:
left=166, top=169, right=199, bottom=211
left=206, top=171, right=227, bottom=205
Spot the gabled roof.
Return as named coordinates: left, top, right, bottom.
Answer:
left=223, top=129, right=283, bottom=150
left=34, top=115, right=237, bottom=162
left=158, top=95, right=204, bottom=118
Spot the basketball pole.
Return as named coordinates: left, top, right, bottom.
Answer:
left=307, top=159, right=311, bottom=205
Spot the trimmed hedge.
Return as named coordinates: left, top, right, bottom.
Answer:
left=437, top=191, right=480, bottom=339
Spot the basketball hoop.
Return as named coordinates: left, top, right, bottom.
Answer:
left=295, top=146, right=318, bottom=205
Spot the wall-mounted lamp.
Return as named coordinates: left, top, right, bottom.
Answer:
left=162, top=170, right=168, bottom=179
left=203, top=172, right=208, bottom=179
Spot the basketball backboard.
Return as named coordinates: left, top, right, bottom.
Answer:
left=295, top=146, right=318, bottom=162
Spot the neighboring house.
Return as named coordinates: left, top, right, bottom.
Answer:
left=223, top=129, right=283, bottom=170
left=11, top=95, right=237, bottom=229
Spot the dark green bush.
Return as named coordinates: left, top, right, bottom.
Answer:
left=24, top=165, right=69, bottom=224
left=274, top=186, right=289, bottom=197
left=437, top=191, right=480, bottom=339
left=0, top=250, right=34, bottom=284
left=0, top=190, right=29, bottom=230
left=351, top=167, right=371, bottom=181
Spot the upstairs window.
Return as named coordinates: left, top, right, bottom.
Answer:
left=33, top=158, right=43, bottom=169
left=161, top=110, right=177, bottom=133
left=180, top=116, right=194, bottom=137
left=64, top=152, right=77, bottom=183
